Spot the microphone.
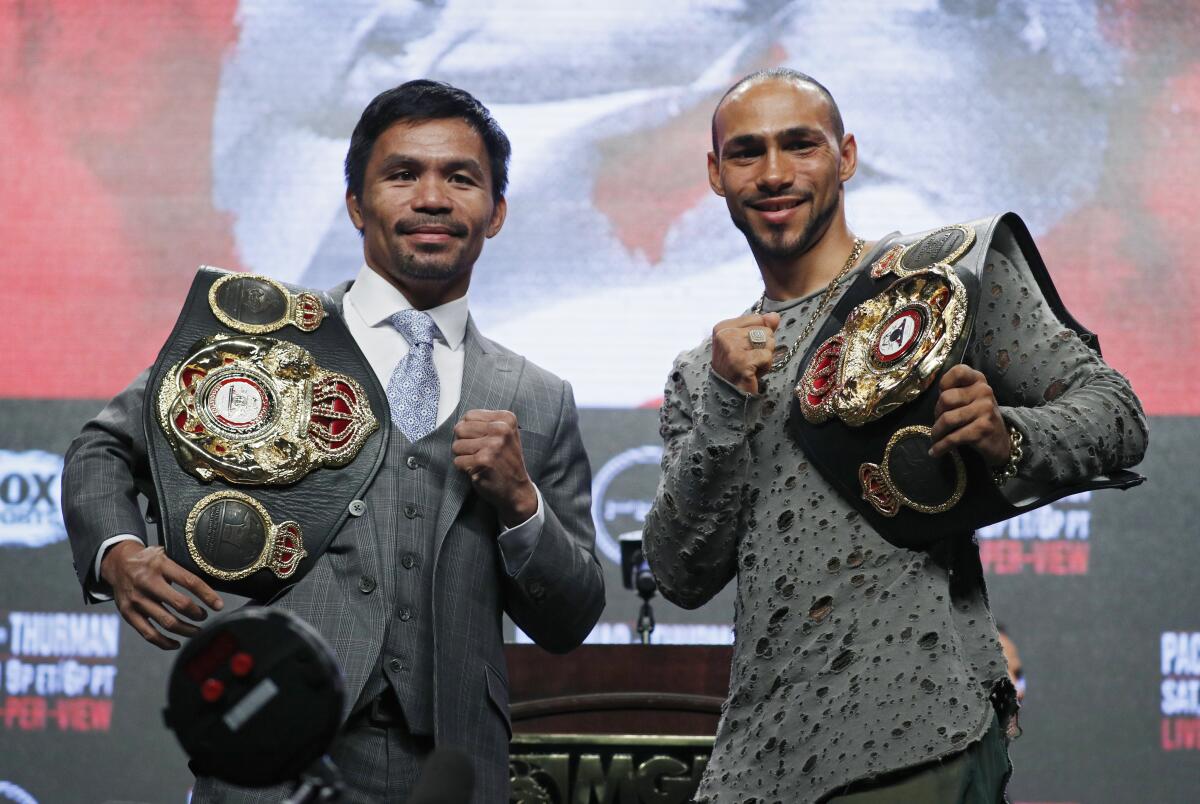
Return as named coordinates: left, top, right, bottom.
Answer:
left=407, top=748, right=475, bottom=804
left=633, top=556, right=656, bottom=598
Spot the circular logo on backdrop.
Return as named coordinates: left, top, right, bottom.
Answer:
left=590, top=445, right=664, bottom=565
left=0, top=782, right=39, bottom=804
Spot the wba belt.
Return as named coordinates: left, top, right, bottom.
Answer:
left=786, top=212, right=1143, bottom=549
left=143, top=267, right=389, bottom=600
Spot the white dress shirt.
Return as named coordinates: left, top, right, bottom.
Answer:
left=343, top=263, right=469, bottom=426
left=91, top=265, right=543, bottom=598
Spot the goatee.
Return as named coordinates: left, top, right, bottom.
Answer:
left=385, top=249, right=469, bottom=282
left=737, top=192, right=838, bottom=261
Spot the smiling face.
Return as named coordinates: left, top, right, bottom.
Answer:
left=346, top=117, right=506, bottom=303
left=708, top=79, right=856, bottom=264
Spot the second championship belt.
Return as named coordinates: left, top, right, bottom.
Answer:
left=787, top=213, right=1143, bottom=549
left=144, top=268, right=389, bottom=600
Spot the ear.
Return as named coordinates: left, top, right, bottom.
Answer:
left=485, top=195, right=507, bottom=238
left=345, top=189, right=365, bottom=233
left=707, top=151, right=725, bottom=197
left=838, top=133, right=858, bottom=184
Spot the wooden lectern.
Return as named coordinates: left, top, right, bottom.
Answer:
left=504, top=644, right=732, bottom=803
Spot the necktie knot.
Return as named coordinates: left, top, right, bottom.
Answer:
left=390, top=309, right=439, bottom=349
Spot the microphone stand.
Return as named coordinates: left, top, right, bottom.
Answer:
left=636, top=594, right=656, bottom=645
left=633, top=559, right=657, bottom=645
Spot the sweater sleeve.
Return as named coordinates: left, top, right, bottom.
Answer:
left=965, top=248, right=1148, bottom=484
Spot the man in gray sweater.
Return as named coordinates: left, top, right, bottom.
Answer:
left=642, top=69, right=1147, bottom=803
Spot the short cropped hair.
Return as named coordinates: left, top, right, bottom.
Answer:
left=345, top=80, right=511, bottom=203
left=711, top=68, right=845, bottom=154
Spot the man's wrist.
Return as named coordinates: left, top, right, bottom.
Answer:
left=500, top=482, right=539, bottom=528
left=99, top=539, right=142, bottom=586
left=705, top=369, right=764, bottom=432
left=991, top=423, right=1025, bottom=486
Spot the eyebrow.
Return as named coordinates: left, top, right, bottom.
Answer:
left=776, top=126, right=825, bottom=140
left=721, top=126, right=826, bottom=155
left=376, top=153, right=486, bottom=179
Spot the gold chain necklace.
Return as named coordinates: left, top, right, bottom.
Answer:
left=753, top=238, right=865, bottom=375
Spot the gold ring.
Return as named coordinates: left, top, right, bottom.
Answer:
left=748, top=328, right=768, bottom=347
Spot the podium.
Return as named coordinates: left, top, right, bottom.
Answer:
left=505, top=644, right=732, bottom=804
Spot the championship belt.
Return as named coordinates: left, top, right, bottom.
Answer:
left=144, top=267, right=389, bottom=601
left=787, top=213, right=1144, bottom=549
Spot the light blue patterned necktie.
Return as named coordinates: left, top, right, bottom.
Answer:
left=387, top=309, right=441, bottom=442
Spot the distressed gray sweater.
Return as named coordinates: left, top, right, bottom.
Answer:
left=643, top=240, right=1148, bottom=803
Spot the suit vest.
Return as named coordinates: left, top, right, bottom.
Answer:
left=351, top=417, right=456, bottom=735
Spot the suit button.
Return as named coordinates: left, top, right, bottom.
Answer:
left=399, top=607, right=413, bottom=622
left=403, top=504, right=418, bottom=519
left=348, top=499, right=367, bottom=517
left=406, top=456, right=420, bottom=470
left=401, top=555, right=415, bottom=570
left=528, top=580, right=545, bottom=600
left=358, top=575, right=376, bottom=594
left=388, top=658, right=403, bottom=673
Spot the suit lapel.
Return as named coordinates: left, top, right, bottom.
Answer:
left=433, top=316, right=522, bottom=559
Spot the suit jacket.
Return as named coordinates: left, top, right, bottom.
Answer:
left=62, top=285, right=606, bottom=802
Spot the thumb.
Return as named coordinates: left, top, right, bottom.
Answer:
left=761, top=312, right=782, bottom=330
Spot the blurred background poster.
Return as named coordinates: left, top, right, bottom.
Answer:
left=0, top=2, right=1196, bottom=801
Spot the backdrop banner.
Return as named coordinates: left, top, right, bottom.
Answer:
left=1, top=2, right=1196, bottom=802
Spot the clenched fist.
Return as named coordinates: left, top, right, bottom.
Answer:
left=711, top=312, right=782, bottom=395
left=452, top=409, right=538, bottom=527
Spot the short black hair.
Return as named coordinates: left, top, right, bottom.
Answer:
left=711, top=68, right=845, bottom=155
left=345, top=79, right=511, bottom=203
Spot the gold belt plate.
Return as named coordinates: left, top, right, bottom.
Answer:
left=157, top=334, right=378, bottom=485
left=208, top=272, right=326, bottom=334
left=797, top=265, right=968, bottom=427
left=858, top=425, right=967, bottom=517
left=185, top=490, right=307, bottom=580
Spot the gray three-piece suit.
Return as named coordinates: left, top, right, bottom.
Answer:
left=63, top=283, right=606, bottom=803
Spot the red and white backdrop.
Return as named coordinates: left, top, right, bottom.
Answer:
left=0, top=1, right=1196, bottom=801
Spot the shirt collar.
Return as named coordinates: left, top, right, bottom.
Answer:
left=345, top=264, right=469, bottom=349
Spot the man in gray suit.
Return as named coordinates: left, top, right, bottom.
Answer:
left=62, top=80, right=605, bottom=802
